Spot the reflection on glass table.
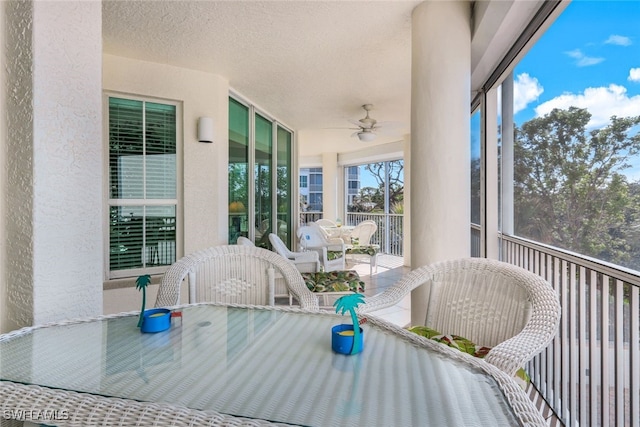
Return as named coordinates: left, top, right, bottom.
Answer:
left=0, top=304, right=546, bottom=426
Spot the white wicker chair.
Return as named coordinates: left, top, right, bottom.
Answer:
left=361, top=258, right=561, bottom=376
left=297, top=223, right=346, bottom=272
left=345, top=220, right=380, bottom=274
left=268, top=233, right=319, bottom=273
left=236, top=236, right=254, bottom=246
left=315, top=218, right=337, bottom=228
left=155, top=245, right=319, bottom=311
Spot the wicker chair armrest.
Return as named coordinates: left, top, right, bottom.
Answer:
left=358, top=264, right=433, bottom=314
left=485, top=284, right=561, bottom=376
left=326, top=238, right=346, bottom=247
left=291, top=251, right=319, bottom=263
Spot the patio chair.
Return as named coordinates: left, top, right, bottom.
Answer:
left=155, top=245, right=319, bottom=311
left=268, top=233, right=320, bottom=274
left=345, top=220, right=380, bottom=274
left=297, top=223, right=346, bottom=272
left=315, top=218, right=337, bottom=227
left=361, top=258, right=561, bottom=376
left=269, top=232, right=320, bottom=305
left=236, top=236, right=254, bottom=246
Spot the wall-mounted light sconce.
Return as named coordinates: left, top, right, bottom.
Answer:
left=198, top=117, right=214, bottom=143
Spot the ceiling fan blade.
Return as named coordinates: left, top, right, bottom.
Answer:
left=372, top=120, right=404, bottom=129
left=358, top=118, right=377, bottom=129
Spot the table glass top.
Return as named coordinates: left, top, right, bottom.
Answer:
left=0, top=305, right=520, bottom=426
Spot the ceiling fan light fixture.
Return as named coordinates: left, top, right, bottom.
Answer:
left=357, top=131, right=376, bottom=142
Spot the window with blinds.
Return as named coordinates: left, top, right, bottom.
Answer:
left=108, top=96, right=177, bottom=278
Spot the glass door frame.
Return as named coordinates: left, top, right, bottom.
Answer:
left=229, top=92, right=296, bottom=248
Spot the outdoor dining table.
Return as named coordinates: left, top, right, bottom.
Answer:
left=0, top=303, right=546, bottom=426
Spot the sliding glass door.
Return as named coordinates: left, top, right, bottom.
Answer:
left=228, top=95, right=293, bottom=248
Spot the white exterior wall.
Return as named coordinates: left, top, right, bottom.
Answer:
left=321, top=152, right=339, bottom=221
left=102, top=55, right=229, bottom=314
left=1, top=0, right=103, bottom=331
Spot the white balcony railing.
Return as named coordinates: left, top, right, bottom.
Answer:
left=502, top=234, right=640, bottom=427
left=299, top=211, right=323, bottom=225
left=345, top=213, right=403, bottom=256
left=299, top=212, right=404, bottom=256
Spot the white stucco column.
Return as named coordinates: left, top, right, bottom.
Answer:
left=411, top=1, right=471, bottom=324
left=3, top=0, right=103, bottom=330
left=322, top=152, right=339, bottom=221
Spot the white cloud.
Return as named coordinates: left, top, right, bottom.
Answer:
left=534, top=84, right=640, bottom=129
left=565, top=49, right=605, bottom=67
left=513, top=73, right=543, bottom=114
left=629, top=68, right=640, bottom=82
left=605, top=35, right=632, bottom=46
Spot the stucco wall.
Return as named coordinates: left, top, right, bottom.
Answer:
left=2, top=0, right=103, bottom=332
left=0, top=0, right=7, bottom=332
left=102, top=55, right=229, bottom=314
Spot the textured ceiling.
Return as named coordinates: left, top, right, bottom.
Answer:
left=103, top=1, right=417, bottom=137
left=103, top=1, right=544, bottom=148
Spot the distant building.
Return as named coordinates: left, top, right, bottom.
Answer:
left=299, top=167, right=323, bottom=211
left=346, top=166, right=360, bottom=206
left=300, top=166, right=360, bottom=211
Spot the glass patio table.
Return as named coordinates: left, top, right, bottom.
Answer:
left=0, top=303, right=545, bottom=426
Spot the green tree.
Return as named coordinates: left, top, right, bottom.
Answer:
left=349, top=186, right=381, bottom=212
left=514, top=107, right=640, bottom=266
left=348, top=160, right=404, bottom=213
left=363, top=161, right=404, bottom=209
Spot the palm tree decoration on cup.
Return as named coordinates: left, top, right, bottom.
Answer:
left=136, top=274, right=151, bottom=328
left=333, top=293, right=365, bottom=355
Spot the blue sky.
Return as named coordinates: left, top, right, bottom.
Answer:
left=514, top=0, right=640, bottom=130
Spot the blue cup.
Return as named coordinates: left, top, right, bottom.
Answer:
left=332, top=324, right=363, bottom=355
left=141, top=308, right=171, bottom=333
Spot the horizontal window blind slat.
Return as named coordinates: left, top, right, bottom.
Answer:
left=108, top=96, right=177, bottom=275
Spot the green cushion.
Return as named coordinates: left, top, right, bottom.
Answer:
left=301, top=270, right=365, bottom=293
left=407, top=325, right=530, bottom=388
left=345, top=245, right=379, bottom=256
left=326, top=250, right=344, bottom=261
left=407, top=326, right=491, bottom=358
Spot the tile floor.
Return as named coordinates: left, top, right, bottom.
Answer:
left=279, top=254, right=411, bottom=327
left=348, top=254, right=410, bottom=327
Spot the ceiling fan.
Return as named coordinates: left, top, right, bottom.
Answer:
left=348, top=104, right=385, bottom=142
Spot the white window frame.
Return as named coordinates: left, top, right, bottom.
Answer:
left=104, top=92, right=183, bottom=280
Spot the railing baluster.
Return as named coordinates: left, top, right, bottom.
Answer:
left=590, top=269, right=598, bottom=426
left=561, top=259, right=570, bottom=424
left=601, top=275, right=610, bottom=427
left=615, top=279, right=624, bottom=426
left=553, top=255, right=562, bottom=415
left=579, top=266, right=587, bottom=424
left=544, top=254, right=553, bottom=400
left=569, top=263, right=578, bottom=426
left=631, top=285, right=639, bottom=427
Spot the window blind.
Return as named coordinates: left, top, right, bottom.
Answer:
left=108, top=97, right=177, bottom=276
